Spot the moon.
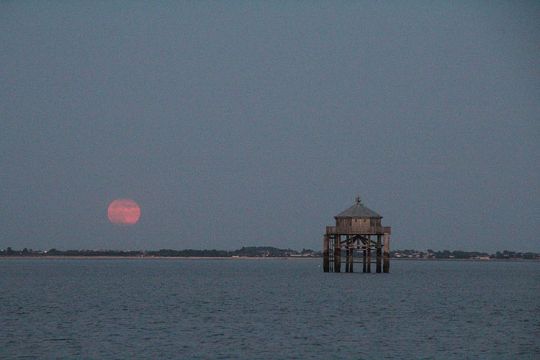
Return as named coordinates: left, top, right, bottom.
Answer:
left=107, top=199, right=141, bottom=225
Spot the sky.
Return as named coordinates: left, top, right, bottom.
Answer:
left=1, top=2, right=538, bottom=252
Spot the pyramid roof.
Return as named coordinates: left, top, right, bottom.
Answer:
left=335, top=197, right=382, bottom=219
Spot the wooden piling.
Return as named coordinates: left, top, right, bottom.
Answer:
left=346, top=247, right=350, bottom=273
left=376, top=235, right=382, bottom=273
left=349, top=241, right=354, bottom=273
left=329, top=239, right=333, bottom=272
left=334, top=235, right=341, bottom=272
left=366, top=236, right=372, bottom=273
left=344, top=236, right=348, bottom=272
left=362, top=241, right=367, bottom=273
left=383, top=233, right=390, bottom=273
left=323, top=235, right=329, bottom=272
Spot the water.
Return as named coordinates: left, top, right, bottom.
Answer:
left=0, top=259, right=538, bottom=359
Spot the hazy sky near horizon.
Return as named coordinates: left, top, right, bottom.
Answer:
left=1, top=2, right=539, bottom=252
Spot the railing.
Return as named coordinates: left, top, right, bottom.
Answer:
left=326, top=225, right=391, bottom=235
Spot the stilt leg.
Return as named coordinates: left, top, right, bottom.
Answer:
left=362, top=240, right=367, bottom=273
left=349, top=240, right=354, bottom=273
left=334, top=235, right=341, bottom=272
left=329, top=237, right=333, bottom=272
left=383, top=233, right=390, bottom=273
left=345, top=236, right=349, bottom=272
left=367, top=236, right=372, bottom=273
left=376, top=235, right=382, bottom=273
left=323, top=235, right=329, bottom=272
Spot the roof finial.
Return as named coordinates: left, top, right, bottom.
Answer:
left=355, top=195, right=361, bottom=205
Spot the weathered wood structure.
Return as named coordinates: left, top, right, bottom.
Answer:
left=323, top=197, right=391, bottom=273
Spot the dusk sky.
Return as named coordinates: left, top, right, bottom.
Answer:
left=1, top=2, right=538, bottom=252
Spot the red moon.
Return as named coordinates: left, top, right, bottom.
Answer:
left=107, top=199, right=141, bottom=225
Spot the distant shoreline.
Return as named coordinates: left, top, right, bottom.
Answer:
left=1, top=256, right=538, bottom=262
left=2, top=246, right=538, bottom=260
left=390, top=257, right=539, bottom=262
left=0, top=255, right=310, bottom=260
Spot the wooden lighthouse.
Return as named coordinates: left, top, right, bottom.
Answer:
left=323, top=197, right=391, bottom=273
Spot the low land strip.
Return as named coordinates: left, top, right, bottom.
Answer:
left=1, top=247, right=538, bottom=260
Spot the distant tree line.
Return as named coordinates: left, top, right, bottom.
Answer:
left=390, top=249, right=539, bottom=260
left=1, top=247, right=538, bottom=260
left=0, top=246, right=319, bottom=258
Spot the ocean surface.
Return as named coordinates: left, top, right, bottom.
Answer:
left=0, top=258, right=538, bottom=359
